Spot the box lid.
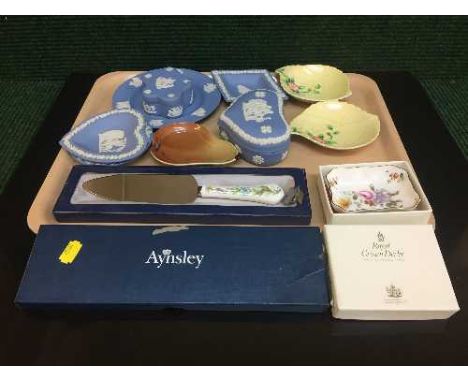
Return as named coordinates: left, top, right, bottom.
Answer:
left=16, top=225, right=329, bottom=313
left=324, top=225, right=459, bottom=320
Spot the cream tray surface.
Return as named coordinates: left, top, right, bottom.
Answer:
left=27, top=71, right=435, bottom=233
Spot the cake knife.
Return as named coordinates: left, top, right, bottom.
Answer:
left=82, top=174, right=301, bottom=205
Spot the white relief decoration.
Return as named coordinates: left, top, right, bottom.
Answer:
left=176, top=69, right=184, bottom=74
left=252, top=155, right=265, bottom=165
left=168, top=93, right=175, bottom=98
left=281, top=151, right=288, bottom=160
left=191, top=107, right=206, bottom=117
left=237, top=84, right=251, bottom=94
left=165, top=67, right=174, bottom=72
left=219, top=130, right=229, bottom=140
left=183, top=79, right=190, bottom=84
left=144, top=73, right=152, bottom=78
left=234, top=144, right=242, bottom=154
left=155, top=76, right=176, bottom=89
left=260, top=125, right=272, bottom=134
left=211, top=70, right=287, bottom=102
left=115, top=101, right=131, bottom=109
left=149, top=119, right=164, bottom=128
left=143, top=89, right=152, bottom=94
left=129, top=77, right=143, bottom=88
left=143, top=103, right=157, bottom=114
left=98, top=130, right=127, bottom=153
left=255, top=91, right=266, bottom=98
left=219, top=93, right=289, bottom=146
left=168, top=106, right=183, bottom=117
left=61, top=109, right=147, bottom=162
left=189, top=90, right=194, bottom=104
left=242, top=99, right=273, bottom=123
left=203, top=83, right=217, bottom=93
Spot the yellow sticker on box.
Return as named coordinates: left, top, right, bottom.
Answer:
left=59, top=240, right=83, bottom=264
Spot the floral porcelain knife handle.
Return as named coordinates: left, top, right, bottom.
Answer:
left=199, top=184, right=285, bottom=205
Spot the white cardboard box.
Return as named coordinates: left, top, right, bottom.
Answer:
left=318, top=161, right=433, bottom=225
left=324, top=225, right=459, bottom=320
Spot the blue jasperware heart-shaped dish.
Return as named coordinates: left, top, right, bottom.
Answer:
left=218, top=90, right=290, bottom=166
left=60, top=109, right=152, bottom=165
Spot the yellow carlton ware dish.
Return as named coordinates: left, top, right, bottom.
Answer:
left=276, top=64, right=351, bottom=102
left=290, top=101, right=380, bottom=150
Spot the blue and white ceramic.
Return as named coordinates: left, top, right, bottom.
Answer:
left=218, top=90, right=290, bottom=166
left=60, top=109, right=152, bottom=165
left=113, top=67, right=221, bottom=130
left=211, top=69, right=288, bottom=103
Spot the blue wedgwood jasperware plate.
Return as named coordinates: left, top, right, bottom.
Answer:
left=60, top=109, right=152, bottom=165
left=112, top=67, right=222, bottom=129
left=211, top=69, right=288, bottom=103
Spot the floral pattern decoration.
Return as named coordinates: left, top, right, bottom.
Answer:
left=277, top=69, right=321, bottom=95
left=386, top=170, right=405, bottom=183
left=206, top=185, right=282, bottom=197
left=292, top=124, right=339, bottom=146
left=333, top=184, right=403, bottom=212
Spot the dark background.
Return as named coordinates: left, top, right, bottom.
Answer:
left=1, top=16, right=467, bottom=79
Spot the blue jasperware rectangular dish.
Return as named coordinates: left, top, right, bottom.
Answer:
left=212, top=69, right=288, bottom=102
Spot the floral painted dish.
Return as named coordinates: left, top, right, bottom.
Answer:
left=326, top=165, right=421, bottom=213
left=60, top=109, right=152, bottom=165
left=290, top=101, right=380, bottom=150
left=276, top=65, right=351, bottom=102
left=112, top=67, right=221, bottom=130
left=150, top=122, right=238, bottom=166
left=211, top=69, right=287, bottom=102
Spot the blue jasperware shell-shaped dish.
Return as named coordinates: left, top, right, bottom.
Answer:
left=218, top=90, right=290, bottom=166
left=59, top=109, right=152, bottom=165
left=112, top=67, right=221, bottom=130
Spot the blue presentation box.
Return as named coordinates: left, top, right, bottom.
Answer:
left=15, top=225, right=329, bottom=313
left=53, top=165, right=312, bottom=225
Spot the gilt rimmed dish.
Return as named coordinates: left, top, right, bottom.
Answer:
left=326, top=165, right=421, bottom=213
left=290, top=101, right=380, bottom=150
left=276, top=64, right=351, bottom=102
left=211, top=69, right=287, bottom=102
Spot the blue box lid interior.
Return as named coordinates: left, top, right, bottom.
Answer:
left=16, top=225, right=329, bottom=313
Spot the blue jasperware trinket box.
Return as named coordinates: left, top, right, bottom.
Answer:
left=219, top=90, right=290, bottom=166
left=15, top=225, right=329, bottom=313
left=59, top=109, right=152, bottom=165
left=211, top=69, right=288, bottom=102
left=112, top=67, right=221, bottom=129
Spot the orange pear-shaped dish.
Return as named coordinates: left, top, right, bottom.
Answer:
left=151, top=122, right=239, bottom=166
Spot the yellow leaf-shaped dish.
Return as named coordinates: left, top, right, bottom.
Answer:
left=276, top=64, right=351, bottom=102
left=290, top=101, right=380, bottom=150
